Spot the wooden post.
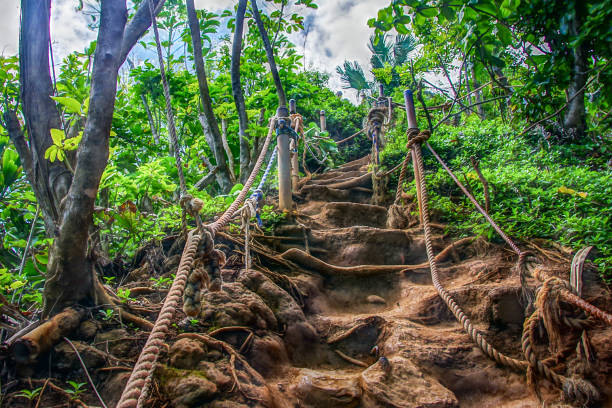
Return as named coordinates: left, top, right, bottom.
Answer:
left=404, top=90, right=424, bottom=225
left=289, top=99, right=299, bottom=190
left=319, top=110, right=326, bottom=132
left=276, top=106, right=292, bottom=211
left=378, top=84, right=384, bottom=98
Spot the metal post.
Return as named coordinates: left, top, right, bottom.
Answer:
left=319, top=110, right=326, bottom=132
left=276, top=106, right=293, bottom=211
left=289, top=99, right=299, bottom=190
left=404, top=90, right=424, bottom=225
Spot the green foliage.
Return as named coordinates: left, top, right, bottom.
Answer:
left=16, top=387, right=43, bottom=401
left=64, top=381, right=86, bottom=400
left=382, top=116, right=612, bottom=279
left=99, top=308, right=115, bottom=321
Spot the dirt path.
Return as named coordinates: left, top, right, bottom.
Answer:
left=4, top=156, right=610, bottom=408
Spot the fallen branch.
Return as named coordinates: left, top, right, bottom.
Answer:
left=470, top=156, right=490, bottom=213
left=12, top=308, right=85, bottom=364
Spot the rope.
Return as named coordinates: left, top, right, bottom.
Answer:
left=117, top=229, right=203, bottom=408
left=148, top=0, right=186, bottom=196
left=410, top=130, right=527, bottom=372
left=367, top=107, right=386, bottom=166
left=117, top=116, right=277, bottom=408
left=423, top=139, right=522, bottom=256
left=336, top=128, right=366, bottom=145
left=394, top=153, right=412, bottom=203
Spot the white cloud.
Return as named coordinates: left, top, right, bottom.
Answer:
left=0, top=0, right=391, bottom=104
left=0, top=0, right=95, bottom=62
left=291, top=0, right=390, bottom=101
left=0, top=0, right=20, bottom=56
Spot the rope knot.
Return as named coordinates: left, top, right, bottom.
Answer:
left=180, top=194, right=204, bottom=218
left=406, top=129, right=431, bottom=149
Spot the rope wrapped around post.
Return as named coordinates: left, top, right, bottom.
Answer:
left=367, top=107, right=386, bottom=165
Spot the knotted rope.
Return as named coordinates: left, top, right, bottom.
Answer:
left=117, top=116, right=277, bottom=408
left=521, top=276, right=600, bottom=404
left=409, top=128, right=528, bottom=372
left=367, top=107, right=386, bottom=165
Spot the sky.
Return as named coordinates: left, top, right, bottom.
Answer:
left=0, top=0, right=391, bottom=101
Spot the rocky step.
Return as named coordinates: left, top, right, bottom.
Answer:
left=311, top=170, right=367, bottom=182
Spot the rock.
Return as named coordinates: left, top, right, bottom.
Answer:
left=94, top=328, right=134, bottom=357
left=100, top=372, right=131, bottom=407
left=359, top=355, right=458, bottom=407
left=53, top=341, right=106, bottom=372
left=169, top=338, right=206, bottom=370
left=293, top=368, right=361, bottom=408
left=78, top=320, right=99, bottom=339
left=245, top=334, right=289, bottom=377
left=164, top=375, right=218, bottom=408
left=366, top=295, right=386, bottom=305
left=198, top=282, right=278, bottom=330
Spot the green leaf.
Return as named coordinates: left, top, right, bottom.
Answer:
left=50, top=96, right=82, bottom=114
left=50, top=129, right=65, bottom=146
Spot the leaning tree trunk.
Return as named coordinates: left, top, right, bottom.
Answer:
left=251, top=0, right=287, bottom=108
left=19, top=0, right=72, bottom=234
left=563, top=1, right=587, bottom=136
left=17, top=0, right=166, bottom=317
left=231, top=0, right=251, bottom=183
left=186, top=0, right=232, bottom=192
left=43, top=0, right=128, bottom=316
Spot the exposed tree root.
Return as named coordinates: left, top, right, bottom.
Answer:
left=334, top=349, right=369, bottom=367
left=12, top=308, right=85, bottom=364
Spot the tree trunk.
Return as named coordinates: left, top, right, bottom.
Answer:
left=16, top=0, right=164, bottom=317
left=472, top=66, right=486, bottom=120
left=251, top=0, right=287, bottom=108
left=563, top=1, right=588, bottom=136
left=220, top=118, right=236, bottom=182
left=43, top=0, right=128, bottom=316
left=231, top=0, right=251, bottom=183
left=19, top=0, right=72, bottom=234
left=186, top=0, right=232, bottom=192
left=141, top=94, right=160, bottom=144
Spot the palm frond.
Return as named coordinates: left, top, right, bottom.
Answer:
left=336, top=60, right=369, bottom=91
left=368, top=33, right=391, bottom=69
left=393, top=34, right=417, bottom=66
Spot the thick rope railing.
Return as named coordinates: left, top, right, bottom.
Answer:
left=409, top=127, right=609, bottom=403
left=117, top=229, right=201, bottom=408
left=336, top=128, right=366, bottom=145
left=117, top=117, right=277, bottom=408
left=422, top=137, right=612, bottom=327
left=409, top=129, right=528, bottom=372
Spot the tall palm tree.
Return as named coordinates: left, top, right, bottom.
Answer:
left=337, top=33, right=417, bottom=100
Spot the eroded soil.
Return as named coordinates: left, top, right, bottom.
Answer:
left=3, top=156, right=611, bottom=408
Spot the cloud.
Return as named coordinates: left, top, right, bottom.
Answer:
left=0, top=0, right=20, bottom=56
left=289, top=0, right=391, bottom=101
left=0, top=0, right=95, bottom=62
left=0, top=0, right=392, bottom=103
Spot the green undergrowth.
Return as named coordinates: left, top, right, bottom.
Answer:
left=381, top=116, right=612, bottom=280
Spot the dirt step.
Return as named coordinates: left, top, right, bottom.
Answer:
left=308, top=226, right=433, bottom=267
left=316, top=202, right=388, bottom=228
left=311, top=170, right=367, bottom=182
left=301, top=184, right=372, bottom=204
